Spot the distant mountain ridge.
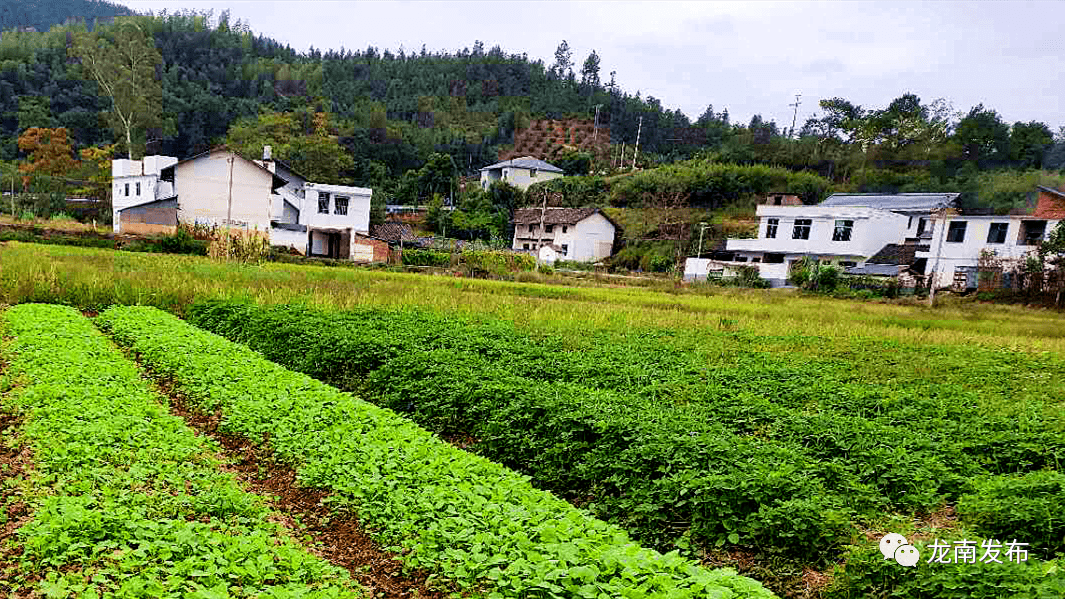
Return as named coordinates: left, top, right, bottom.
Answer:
left=0, top=0, right=134, bottom=33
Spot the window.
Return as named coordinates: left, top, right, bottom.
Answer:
left=530, top=169, right=538, bottom=178
left=502, top=169, right=508, bottom=180
left=792, top=219, right=812, bottom=240
left=135, top=181, right=141, bottom=196
left=916, top=218, right=929, bottom=237
left=908, top=216, right=913, bottom=229
left=523, top=243, right=529, bottom=250
left=751, top=257, right=761, bottom=263
left=334, top=196, right=348, bottom=216
left=562, top=226, right=568, bottom=233
left=764, top=253, right=785, bottom=264
left=832, top=220, right=853, bottom=242
left=734, top=256, right=748, bottom=262
left=124, top=183, right=130, bottom=196
left=318, top=193, right=329, bottom=214
left=987, top=222, right=1009, bottom=244
left=1020, top=220, right=1047, bottom=245
left=765, top=218, right=779, bottom=239
left=560, top=244, right=568, bottom=255
left=773, top=195, right=783, bottom=205
left=545, top=224, right=553, bottom=233
left=946, top=221, right=967, bottom=243
left=839, top=261, right=857, bottom=268
left=528, top=224, right=536, bottom=233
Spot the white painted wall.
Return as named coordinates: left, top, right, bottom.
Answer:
left=919, top=216, right=1061, bottom=288
left=481, top=166, right=563, bottom=191
left=727, top=206, right=910, bottom=258
left=270, top=226, right=308, bottom=253
left=569, top=212, right=615, bottom=261
left=174, top=152, right=273, bottom=231
left=303, top=184, right=371, bottom=235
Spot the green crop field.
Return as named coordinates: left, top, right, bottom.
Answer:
left=1, top=241, right=1064, bottom=598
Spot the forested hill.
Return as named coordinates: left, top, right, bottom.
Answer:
left=0, top=0, right=133, bottom=33
left=0, top=8, right=696, bottom=177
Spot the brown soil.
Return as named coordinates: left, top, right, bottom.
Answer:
left=0, top=409, right=35, bottom=598
left=164, top=389, right=446, bottom=599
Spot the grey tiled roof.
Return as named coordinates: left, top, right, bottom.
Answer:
left=820, top=193, right=959, bottom=212
left=866, top=243, right=919, bottom=265
left=480, top=156, right=564, bottom=173
left=513, top=207, right=600, bottom=225
left=372, top=222, right=417, bottom=243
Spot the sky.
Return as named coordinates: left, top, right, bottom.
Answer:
left=123, top=0, right=1065, bottom=132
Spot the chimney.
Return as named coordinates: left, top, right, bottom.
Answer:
left=263, top=145, right=272, bottom=161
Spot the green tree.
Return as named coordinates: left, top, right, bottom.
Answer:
left=1010, top=121, right=1054, bottom=169
left=953, top=104, right=1011, bottom=167
left=579, top=50, right=601, bottom=89
left=70, top=18, right=164, bottom=159
left=551, top=40, right=573, bottom=80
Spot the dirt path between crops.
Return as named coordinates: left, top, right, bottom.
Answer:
left=162, top=387, right=447, bottom=599
left=0, top=408, right=35, bottom=598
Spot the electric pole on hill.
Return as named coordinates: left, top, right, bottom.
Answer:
left=788, top=93, right=802, bottom=139
left=631, top=116, right=643, bottom=170
left=592, top=104, right=603, bottom=143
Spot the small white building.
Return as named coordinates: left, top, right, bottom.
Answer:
left=722, top=193, right=958, bottom=287
left=512, top=207, right=617, bottom=263
left=480, top=156, right=564, bottom=191
left=111, top=155, right=178, bottom=233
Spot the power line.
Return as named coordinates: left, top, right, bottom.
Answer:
left=789, top=93, right=802, bottom=139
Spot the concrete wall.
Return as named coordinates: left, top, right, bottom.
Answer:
left=569, top=212, right=616, bottom=261
left=727, top=206, right=910, bottom=259
left=270, top=225, right=308, bottom=254
left=174, top=152, right=273, bottom=231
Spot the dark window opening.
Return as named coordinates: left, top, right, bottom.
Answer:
left=124, top=183, right=130, bottom=196
left=764, top=253, right=785, bottom=264
left=751, top=257, right=761, bottom=263
left=522, top=243, right=529, bottom=250
left=318, top=193, right=329, bottom=214
left=334, top=196, right=349, bottom=216
left=560, top=244, right=568, bottom=255
left=839, top=261, right=857, bottom=268
left=545, top=224, right=554, bottom=233
left=987, top=222, right=1009, bottom=244
left=562, top=226, right=568, bottom=233
left=917, top=218, right=929, bottom=237
left=946, top=221, right=967, bottom=243
left=734, top=256, right=748, bottom=262
left=765, top=218, right=779, bottom=239
left=135, top=181, right=141, bottom=196
left=832, top=220, right=854, bottom=242
left=1020, top=220, right=1047, bottom=245
left=792, top=219, right=812, bottom=240
left=773, top=195, right=783, bottom=205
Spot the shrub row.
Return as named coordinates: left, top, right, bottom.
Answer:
left=96, top=305, right=774, bottom=599
left=183, top=301, right=1065, bottom=564
left=0, top=304, right=360, bottom=598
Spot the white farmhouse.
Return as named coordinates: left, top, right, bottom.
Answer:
left=706, top=193, right=958, bottom=286
left=111, top=155, right=178, bottom=234
left=512, top=207, right=617, bottom=263
left=480, top=156, right=564, bottom=191
left=112, top=146, right=373, bottom=260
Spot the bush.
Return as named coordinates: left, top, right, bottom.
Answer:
left=461, top=249, right=535, bottom=274
left=401, top=248, right=450, bottom=267
left=207, top=228, right=270, bottom=263
left=156, top=227, right=207, bottom=255
left=956, top=470, right=1065, bottom=553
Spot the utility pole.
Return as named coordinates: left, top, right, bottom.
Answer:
left=927, top=208, right=950, bottom=306
left=226, top=156, right=235, bottom=228
left=631, top=116, right=643, bottom=170
left=788, top=93, right=802, bottom=139
left=536, top=188, right=548, bottom=271
left=592, top=104, right=603, bottom=143
left=619, top=143, right=625, bottom=169
left=697, top=221, right=710, bottom=258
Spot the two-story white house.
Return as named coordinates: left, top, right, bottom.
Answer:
left=113, top=146, right=372, bottom=259
left=917, top=187, right=1064, bottom=290
left=480, top=156, right=564, bottom=191
left=512, top=207, right=617, bottom=263
left=697, top=193, right=958, bottom=286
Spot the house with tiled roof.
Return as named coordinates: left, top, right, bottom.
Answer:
left=511, top=207, right=617, bottom=263
left=480, top=156, right=564, bottom=191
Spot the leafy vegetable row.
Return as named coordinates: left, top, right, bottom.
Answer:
left=0, top=304, right=362, bottom=599
left=96, top=305, right=775, bottom=599
left=183, top=301, right=1065, bottom=561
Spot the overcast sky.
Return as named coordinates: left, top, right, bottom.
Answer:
left=123, top=0, right=1065, bottom=132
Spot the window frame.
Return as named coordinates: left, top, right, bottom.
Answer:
left=317, top=193, right=330, bottom=214
left=946, top=221, right=967, bottom=243
left=792, top=218, right=812, bottom=240
left=765, top=217, right=779, bottom=239
left=334, top=196, right=349, bottom=216
left=832, top=219, right=854, bottom=242
left=124, top=183, right=130, bottom=196
left=560, top=243, right=568, bottom=255
left=135, top=181, right=141, bottom=196
left=545, top=224, right=553, bottom=233
left=986, top=222, right=1009, bottom=244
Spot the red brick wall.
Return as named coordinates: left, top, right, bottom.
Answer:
left=351, top=237, right=390, bottom=263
